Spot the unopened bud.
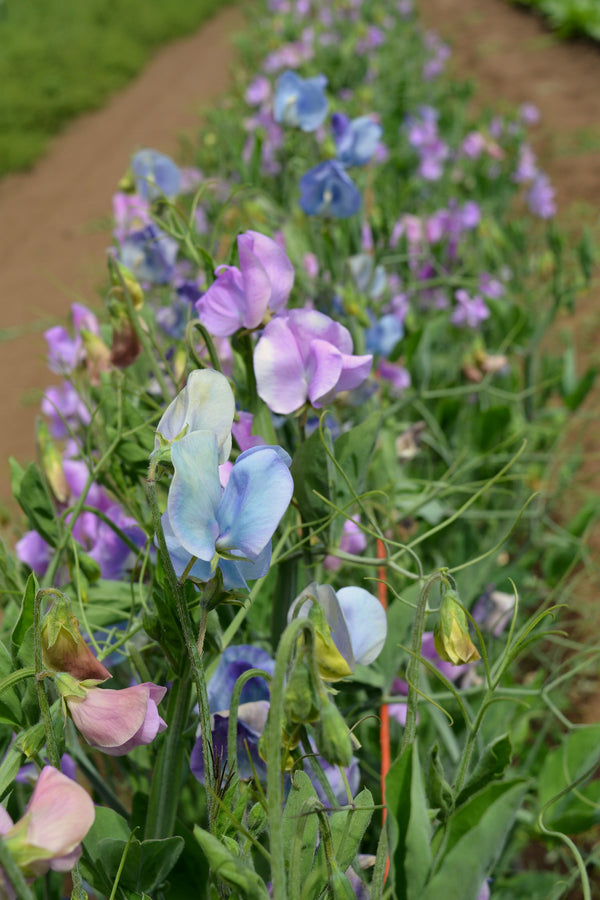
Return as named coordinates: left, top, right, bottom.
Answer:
left=284, top=654, right=321, bottom=724
left=36, top=419, right=68, bottom=503
left=80, top=328, right=111, bottom=385
left=42, top=596, right=111, bottom=682
left=309, top=604, right=353, bottom=682
left=434, top=588, right=481, bottom=665
left=314, top=700, right=353, bottom=768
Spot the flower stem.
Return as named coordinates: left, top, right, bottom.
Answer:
left=33, top=589, right=60, bottom=769
left=400, top=574, right=437, bottom=753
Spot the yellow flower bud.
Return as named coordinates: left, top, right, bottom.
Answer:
left=434, top=589, right=481, bottom=665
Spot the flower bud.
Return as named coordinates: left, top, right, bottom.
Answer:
left=36, top=419, right=68, bottom=503
left=434, top=588, right=481, bottom=665
left=80, top=328, right=111, bottom=385
left=41, top=597, right=111, bottom=682
left=308, top=603, right=353, bottom=682
left=283, top=653, right=322, bottom=724
left=314, top=699, right=353, bottom=768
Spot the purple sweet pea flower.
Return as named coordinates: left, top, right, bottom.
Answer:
left=208, top=645, right=275, bottom=712
left=164, top=433, right=293, bottom=589
left=118, top=224, right=178, bottom=284
left=450, top=289, right=490, bottom=329
left=376, top=360, right=411, bottom=396
left=332, top=113, right=383, bottom=167
left=16, top=531, right=53, bottom=576
left=44, top=304, right=100, bottom=376
left=195, top=230, right=294, bottom=337
left=299, top=160, right=361, bottom=218
left=130, top=148, right=181, bottom=201
left=254, top=309, right=372, bottom=414
left=324, top=516, right=367, bottom=571
left=527, top=173, right=556, bottom=219
left=191, top=701, right=269, bottom=783
left=273, top=70, right=328, bottom=131
left=41, top=382, right=91, bottom=439
left=245, top=75, right=272, bottom=106
left=231, top=411, right=266, bottom=452
left=112, top=191, right=152, bottom=242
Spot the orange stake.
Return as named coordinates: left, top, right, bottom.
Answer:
left=377, top=538, right=391, bottom=880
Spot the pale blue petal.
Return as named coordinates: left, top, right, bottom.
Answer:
left=336, top=586, right=387, bottom=665
left=216, top=447, right=293, bottom=559
left=168, top=431, right=222, bottom=560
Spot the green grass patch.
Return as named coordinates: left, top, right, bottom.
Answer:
left=509, top=0, right=600, bottom=41
left=0, top=0, right=232, bottom=177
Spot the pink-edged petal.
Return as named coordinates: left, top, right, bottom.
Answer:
left=168, top=431, right=222, bottom=560
left=195, top=267, right=247, bottom=337
left=254, top=317, right=308, bottom=414
left=244, top=231, right=294, bottom=311
left=68, top=685, right=151, bottom=749
left=237, top=234, right=272, bottom=329
left=306, top=339, right=343, bottom=408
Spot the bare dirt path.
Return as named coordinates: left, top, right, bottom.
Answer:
left=0, top=4, right=243, bottom=511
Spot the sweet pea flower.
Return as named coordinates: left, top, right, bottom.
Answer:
left=273, top=70, right=328, bottom=131
left=191, top=701, right=270, bottom=783
left=130, top=148, right=181, bottom=201
left=254, top=309, right=372, bottom=414
left=41, top=381, right=91, bottom=439
left=331, top=113, right=383, bottom=167
left=163, top=434, right=293, bottom=589
left=118, top=224, right=178, bottom=284
left=195, top=230, right=294, bottom=337
left=450, top=289, right=490, bottom=329
left=0, top=766, right=94, bottom=884
left=58, top=675, right=167, bottom=756
left=289, top=582, right=387, bottom=680
left=154, top=368, right=235, bottom=461
left=44, top=304, right=101, bottom=376
left=298, top=160, right=361, bottom=218
left=324, top=517, right=367, bottom=571
left=527, top=172, right=556, bottom=219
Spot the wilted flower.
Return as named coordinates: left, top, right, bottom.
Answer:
left=290, top=582, right=387, bottom=681
left=434, top=589, right=481, bottom=666
left=195, top=230, right=294, bottom=337
left=273, top=70, right=328, bottom=131
left=57, top=674, right=167, bottom=756
left=130, top=148, right=181, bottom=201
left=254, top=308, right=372, bottom=414
left=298, top=160, right=361, bottom=218
left=41, top=595, right=111, bottom=683
left=0, top=766, right=94, bottom=884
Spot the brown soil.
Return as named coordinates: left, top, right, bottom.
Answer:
left=0, top=4, right=243, bottom=513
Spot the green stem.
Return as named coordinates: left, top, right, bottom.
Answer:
left=145, top=670, right=193, bottom=840
left=400, top=575, right=436, bottom=753
left=266, top=618, right=315, bottom=900
left=33, top=589, right=60, bottom=768
left=146, top=456, right=216, bottom=827
left=0, top=838, right=36, bottom=900
left=233, top=331, right=259, bottom=412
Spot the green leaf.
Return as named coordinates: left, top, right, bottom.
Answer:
left=194, top=827, right=270, bottom=899
left=422, top=780, right=527, bottom=900
left=334, top=410, right=381, bottom=510
left=377, top=584, right=419, bottom=692
left=282, top=770, right=320, bottom=890
left=426, top=745, right=453, bottom=818
left=99, top=835, right=185, bottom=894
left=563, top=365, right=597, bottom=411
left=456, top=734, right=512, bottom=807
left=386, top=742, right=432, bottom=900
left=472, top=406, right=512, bottom=453
left=0, top=643, right=27, bottom=727
left=291, top=425, right=334, bottom=524
left=538, top=725, right=600, bottom=834
left=11, top=573, right=37, bottom=667
left=10, top=460, right=59, bottom=546
left=329, top=787, right=374, bottom=871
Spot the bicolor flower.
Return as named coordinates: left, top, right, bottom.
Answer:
left=164, top=433, right=293, bottom=589
left=273, top=70, right=328, bottom=131
left=130, top=148, right=182, bottom=201
left=253, top=308, right=372, bottom=414
left=289, top=582, right=387, bottom=681
left=57, top=675, right=167, bottom=756
left=331, top=113, right=383, bottom=167
left=298, top=160, right=361, bottom=218
left=154, top=368, right=235, bottom=460
left=0, top=766, right=94, bottom=884
left=195, top=230, right=294, bottom=337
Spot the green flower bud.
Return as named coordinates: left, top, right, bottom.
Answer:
left=36, top=419, right=68, bottom=503
left=314, top=699, right=353, bottom=768
left=283, top=654, right=322, bottom=724
left=434, top=588, right=481, bottom=665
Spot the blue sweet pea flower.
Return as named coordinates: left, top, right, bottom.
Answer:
left=331, top=113, right=383, bottom=167
left=118, top=224, right=178, bottom=284
left=299, top=160, right=361, bottom=218
left=131, top=149, right=182, bottom=201
left=208, top=645, right=275, bottom=712
left=365, top=313, right=404, bottom=357
left=274, top=71, right=328, bottom=132
left=164, top=432, right=293, bottom=589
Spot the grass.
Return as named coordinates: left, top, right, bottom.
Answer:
left=510, top=0, right=600, bottom=41
left=0, top=0, right=232, bottom=177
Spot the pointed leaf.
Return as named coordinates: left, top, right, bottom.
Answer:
left=386, top=742, right=432, bottom=900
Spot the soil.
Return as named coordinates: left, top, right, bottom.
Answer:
left=0, top=3, right=243, bottom=514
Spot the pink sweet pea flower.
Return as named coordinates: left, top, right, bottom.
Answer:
left=195, top=230, right=294, bottom=337
left=60, top=680, right=167, bottom=756
left=254, top=309, right=372, bottom=414
left=1, top=766, right=94, bottom=882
